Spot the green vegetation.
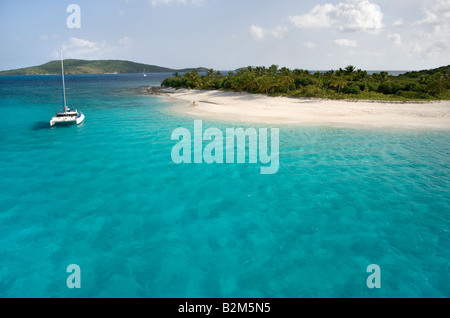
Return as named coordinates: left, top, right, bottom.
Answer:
left=162, top=65, right=450, bottom=101
left=0, top=60, right=208, bottom=75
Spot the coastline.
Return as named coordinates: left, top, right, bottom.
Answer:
left=140, top=87, right=450, bottom=130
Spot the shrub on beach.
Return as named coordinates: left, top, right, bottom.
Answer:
left=342, top=83, right=361, bottom=95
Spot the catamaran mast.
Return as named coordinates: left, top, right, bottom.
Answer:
left=60, top=48, right=68, bottom=112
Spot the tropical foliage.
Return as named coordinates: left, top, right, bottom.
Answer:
left=162, top=65, right=450, bottom=101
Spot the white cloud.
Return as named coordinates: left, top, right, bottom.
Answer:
left=150, top=0, right=204, bottom=7
left=289, top=0, right=384, bottom=34
left=302, top=41, right=317, bottom=49
left=150, top=0, right=183, bottom=6
left=334, top=38, right=358, bottom=47
left=59, top=38, right=103, bottom=59
left=270, top=26, right=289, bottom=39
left=387, top=33, right=402, bottom=47
left=413, top=0, right=450, bottom=30
left=249, top=25, right=265, bottom=41
left=249, top=25, right=289, bottom=41
left=39, top=34, right=59, bottom=41
left=398, top=0, right=450, bottom=61
left=54, top=36, right=134, bottom=60
left=393, top=19, right=405, bottom=27
left=118, top=36, right=135, bottom=49
left=414, top=11, right=440, bottom=26
left=289, top=4, right=335, bottom=29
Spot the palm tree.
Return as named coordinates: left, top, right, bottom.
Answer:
left=345, top=65, right=356, bottom=76
left=185, top=70, right=202, bottom=89
left=255, top=66, right=267, bottom=77
left=256, top=76, right=270, bottom=94
left=256, top=76, right=278, bottom=95
left=279, top=67, right=294, bottom=93
left=355, top=69, right=369, bottom=91
left=373, top=71, right=389, bottom=83
left=207, top=68, right=215, bottom=78
left=356, top=69, right=368, bottom=80
left=242, top=71, right=257, bottom=92
left=268, top=64, right=279, bottom=76
left=270, top=76, right=280, bottom=94
left=331, top=69, right=346, bottom=93
left=427, top=72, right=448, bottom=96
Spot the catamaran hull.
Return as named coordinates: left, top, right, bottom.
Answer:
left=50, top=113, right=85, bottom=127
left=77, top=113, right=85, bottom=125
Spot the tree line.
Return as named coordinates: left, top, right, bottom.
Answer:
left=162, top=65, right=450, bottom=100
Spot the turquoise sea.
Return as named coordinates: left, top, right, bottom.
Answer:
left=0, top=74, right=449, bottom=298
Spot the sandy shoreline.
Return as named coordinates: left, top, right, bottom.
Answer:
left=142, top=87, right=450, bottom=130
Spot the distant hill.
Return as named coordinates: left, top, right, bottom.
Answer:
left=0, top=59, right=209, bottom=75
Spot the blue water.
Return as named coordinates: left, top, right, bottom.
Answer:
left=0, top=74, right=449, bottom=298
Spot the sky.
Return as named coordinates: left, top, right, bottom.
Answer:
left=0, top=0, right=449, bottom=71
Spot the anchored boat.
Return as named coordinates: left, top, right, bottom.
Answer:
left=50, top=49, right=85, bottom=127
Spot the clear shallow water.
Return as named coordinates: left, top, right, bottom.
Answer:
left=0, top=74, right=449, bottom=298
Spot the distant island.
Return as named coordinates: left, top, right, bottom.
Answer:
left=0, top=59, right=208, bottom=75
left=161, top=65, right=450, bottom=101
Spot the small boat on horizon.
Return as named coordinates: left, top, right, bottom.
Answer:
left=50, top=49, right=85, bottom=127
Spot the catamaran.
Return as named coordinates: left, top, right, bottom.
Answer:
left=50, top=49, right=85, bottom=127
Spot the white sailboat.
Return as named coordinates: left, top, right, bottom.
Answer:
left=50, top=49, right=85, bottom=127
left=143, top=69, right=147, bottom=77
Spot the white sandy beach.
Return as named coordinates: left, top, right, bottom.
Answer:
left=153, top=88, right=450, bottom=130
